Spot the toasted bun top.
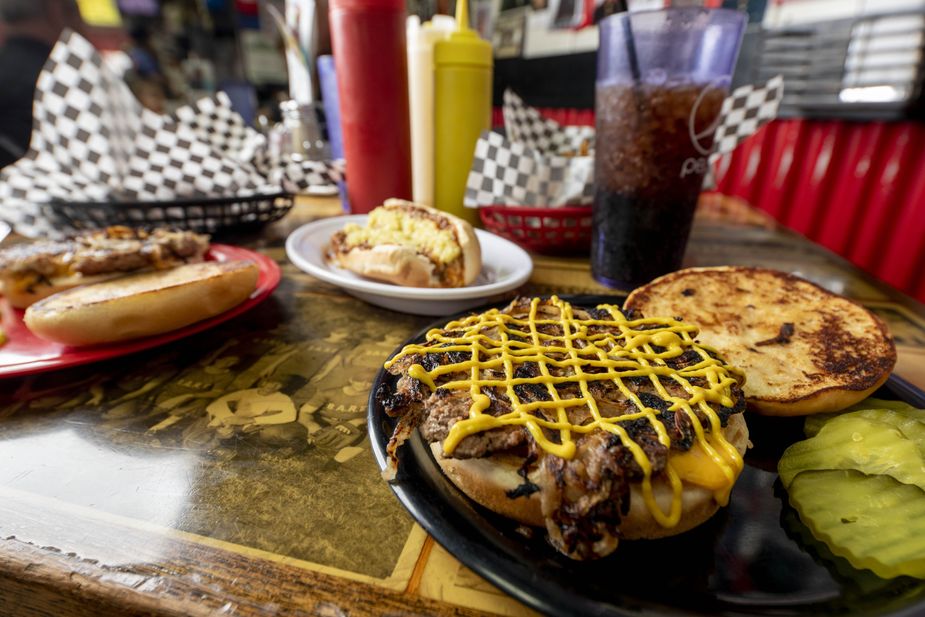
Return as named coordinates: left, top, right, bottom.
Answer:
left=624, top=267, right=896, bottom=416
left=24, top=260, right=259, bottom=346
left=28, top=260, right=255, bottom=311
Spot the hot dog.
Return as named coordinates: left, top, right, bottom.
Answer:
left=0, top=226, right=210, bottom=309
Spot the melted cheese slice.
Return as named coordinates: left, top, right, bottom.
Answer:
left=669, top=440, right=739, bottom=493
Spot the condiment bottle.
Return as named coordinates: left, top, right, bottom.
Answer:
left=433, top=0, right=492, bottom=226
left=407, top=15, right=455, bottom=207
left=329, top=0, right=412, bottom=213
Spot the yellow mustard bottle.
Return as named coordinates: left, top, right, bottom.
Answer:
left=433, top=0, right=492, bottom=226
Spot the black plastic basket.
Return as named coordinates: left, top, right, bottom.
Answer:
left=41, top=192, right=294, bottom=235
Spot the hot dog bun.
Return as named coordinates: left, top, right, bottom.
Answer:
left=326, top=199, right=481, bottom=288
left=24, top=260, right=259, bottom=346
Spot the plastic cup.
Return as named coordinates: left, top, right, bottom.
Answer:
left=591, top=8, right=746, bottom=290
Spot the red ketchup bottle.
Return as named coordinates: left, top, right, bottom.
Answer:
left=328, top=0, right=413, bottom=214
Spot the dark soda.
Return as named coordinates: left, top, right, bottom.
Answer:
left=592, top=189, right=699, bottom=289
left=592, top=82, right=726, bottom=289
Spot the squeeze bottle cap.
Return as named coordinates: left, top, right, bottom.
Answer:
left=412, top=15, right=455, bottom=50
left=433, top=0, right=491, bottom=67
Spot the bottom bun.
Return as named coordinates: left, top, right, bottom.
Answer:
left=431, top=413, right=749, bottom=540
left=24, top=260, right=259, bottom=346
left=336, top=245, right=439, bottom=288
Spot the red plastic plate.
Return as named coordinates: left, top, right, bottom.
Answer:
left=0, top=244, right=280, bottom=378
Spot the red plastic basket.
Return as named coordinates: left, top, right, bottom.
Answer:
left=479, top=205, right=593, bottom=255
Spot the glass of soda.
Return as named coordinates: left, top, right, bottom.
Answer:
left=592, top=8, right=746, bottom=290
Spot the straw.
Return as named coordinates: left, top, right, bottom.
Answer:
left=620, top=12, right=644, bottom=135
left=621, top=12, right=641, bottom=83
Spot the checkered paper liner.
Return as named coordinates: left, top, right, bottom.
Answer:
left=711, top=75, right=784, bottom=161
left=467, top=132, right=595, bottom=207
left=465, top=76, right=783, bottom=208
left=502, top=90, right=595, bottom=156
left=0, top=31, right=343, bottom=238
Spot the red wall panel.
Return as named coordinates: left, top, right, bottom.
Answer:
left=848, top=124, right=918, bottom=273
left=877, top=126, right=925, bottom=292
left=751, top=120, right=806, bottom=220
left=815, top=123, right=888, bottom=256
left=716, top=123, right=771, bottom=204
left=785, top=121, right=842, bottom=236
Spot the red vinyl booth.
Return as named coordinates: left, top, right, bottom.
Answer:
left=713, top=119, right=925, bottom=304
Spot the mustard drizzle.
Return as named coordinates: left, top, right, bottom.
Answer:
left=385, top=296, right=745, bottom=529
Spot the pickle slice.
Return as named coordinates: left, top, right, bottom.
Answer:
left=844, top=398, right=919, bottom=413
left=804, top=409, right=925, bottom=459
left=804, top=412, right=839, bottom=438
left=789, top=469, right=925, bottom=579
left=805, top=402, right=925, bottom=438
left=779, top=415, right=925, bottom=490
left=806, top=398, right=924, bottom=432
left=779, top=493, right=897, bottom=595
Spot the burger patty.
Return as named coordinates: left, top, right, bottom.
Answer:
left=0, top=226, right=210, bottom=278
left=378, top=297, right=746, bottom=560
